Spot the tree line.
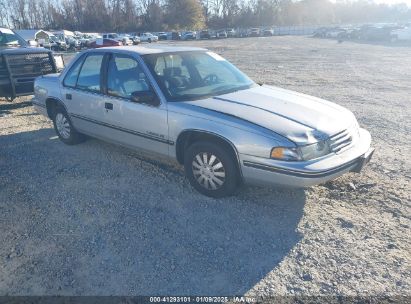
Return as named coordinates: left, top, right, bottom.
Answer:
left=1, top=0, right=410, bottom=32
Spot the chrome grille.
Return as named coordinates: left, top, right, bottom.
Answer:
left=329, top=129, right=353, bottom=153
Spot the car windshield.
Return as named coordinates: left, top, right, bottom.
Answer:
left=143, top=51, right=256, bottom=102
left=0, top=30, right=27, bottom=47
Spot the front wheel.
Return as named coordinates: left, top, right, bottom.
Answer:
left=52, top=106, right=85, bottom=145
left=184, top=142, right=240, bottom=198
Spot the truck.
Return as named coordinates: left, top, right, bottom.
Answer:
left=0, top=27, right=63, bottom=101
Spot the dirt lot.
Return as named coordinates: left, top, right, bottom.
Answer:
left=0, top=36, right=410, bottom=297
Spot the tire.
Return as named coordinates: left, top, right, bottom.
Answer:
left=148, top=38, right=152, bottom=43
left=52, top=106, right=85, bottom=145
left=184, top=141, right=240, bottom=198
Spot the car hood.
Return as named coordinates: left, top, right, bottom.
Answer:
left=183, top=85, right=357, bottom=145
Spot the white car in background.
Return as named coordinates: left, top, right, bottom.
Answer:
left=131, top=36, right=141, bottom=45
left=139, top=33, right=158, bottom=43
left=182, top=31, right=196, bottom=40
left=391, top=27, right=411, bottom=41
left=102, top=33, right=120, bottom=40
left=121, top=36, right=134, bottom=46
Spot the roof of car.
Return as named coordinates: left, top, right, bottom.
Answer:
left=98, top=45, right=207, bottom=55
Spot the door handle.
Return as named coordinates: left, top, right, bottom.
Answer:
left=105, top=102, right=113, bottom=110
left=66, top=93, right=72, bottom=100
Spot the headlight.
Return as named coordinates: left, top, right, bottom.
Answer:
left=299, top=140, right=330, bottom=160
left=271, top=140, right=331, bottom=161
left=270, top=147, right=302, bottom=161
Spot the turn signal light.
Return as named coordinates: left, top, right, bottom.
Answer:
left=271, top=147, right=284, bottom=159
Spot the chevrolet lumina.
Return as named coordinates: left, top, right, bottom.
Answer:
left=32, top=46, right=374, bottom=197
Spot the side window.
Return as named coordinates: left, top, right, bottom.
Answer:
left=63, top=55, right=84, bottom=87
left=76, top=54, right=104, bottom=92
left=107, top=54, right=151, bottom=99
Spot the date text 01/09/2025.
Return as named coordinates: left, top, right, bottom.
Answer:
left=149, top=296, right=257, bottom=303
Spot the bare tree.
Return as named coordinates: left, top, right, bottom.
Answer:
left=0, top=0, right=410, bottom=32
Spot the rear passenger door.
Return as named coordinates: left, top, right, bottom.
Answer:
left=101, top=53, right=170, bottom=157
left=61, top=52, right=109, bottom=139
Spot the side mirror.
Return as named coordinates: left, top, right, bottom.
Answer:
left=131, top=91, right=159, bottom=106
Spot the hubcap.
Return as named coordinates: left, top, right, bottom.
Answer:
left=192, top=152, right=226, bottom=190
left=55, top=113, right=70, bottom=139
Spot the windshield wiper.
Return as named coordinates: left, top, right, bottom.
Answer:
left=172, top=84, right=254, bottom=102
left=212, top=84, right=253, bottom=96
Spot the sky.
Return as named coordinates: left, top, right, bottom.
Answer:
left=374, top=0, right=411, bottom=4
left=332, top=0, right=411, bottom=6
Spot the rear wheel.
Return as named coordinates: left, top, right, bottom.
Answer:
left=184, top=142, right=240, bottom=198
left=52, top=106, right=85, bottom=145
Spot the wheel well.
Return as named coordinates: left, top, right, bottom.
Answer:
left=45, top=98, right=62, bottom=119
left=176, top=131, right=241, bottom=174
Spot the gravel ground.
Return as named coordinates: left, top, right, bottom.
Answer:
left=0, top=36, right=410, bottom=297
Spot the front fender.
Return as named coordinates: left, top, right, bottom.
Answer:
left=168, top=108, right=294, bottom=159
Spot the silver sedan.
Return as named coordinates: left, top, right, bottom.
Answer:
left=32, top=46, right=374, bottom=197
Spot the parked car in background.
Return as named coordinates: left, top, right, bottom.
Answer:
left=237, top=29, right=249, bottom=38
left=0, top=27, right=61, bottom=101
left=200, top=30, right=211, bottom=39
left=216, top=30, right=227, bottom=38
left=156, top=32, right=168, bottom=40
left=313, top=27, right=329, bottom=38
left=66, top=36, right=81, bottom=50
left=131, top=35, right=141, bottom=45
left=391, top=26, right=411, bottom=41
left=32, top=45, right=374, bottom=197
left=170, top=32, right=181, bottom=40
left=37, top=35, right=57, bottom=50
left=78, top=34, right=96, bottom=48
left=357, top=25, right=394, bottom=41
left=325, top=28, right=346, bottom=38
left=102, top=33, right=121, bottom=41
left=121, top=36, right=134, bottom=46
left=89, top=38, right=122, bottom=48
left=210, top=30, right=218, bottom=39
left=139, top=33, right=158, bottom=43
left=50, top=35, right=68, bottom=51
left=182, top=31, right=196, bottom=40
left=226, top=28, right=236, bottom=37
left=263, top=28, right=274, bottom=36
left=249, top=28, right=261, bottom=37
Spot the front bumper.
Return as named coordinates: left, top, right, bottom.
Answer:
left=240, top=128, right=374, bottom=188
left=31, top=97, right=48, bottom=117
